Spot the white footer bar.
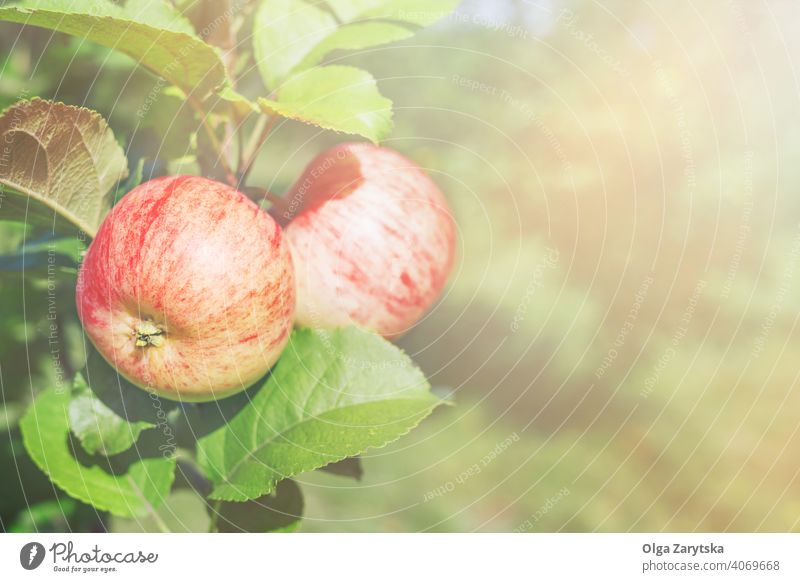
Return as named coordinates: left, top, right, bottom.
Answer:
left=2, top=533, right=798, bottom=581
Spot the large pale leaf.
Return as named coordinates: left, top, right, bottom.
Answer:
left=258, top=66, right=392, bottom=142
left=20, top=388, right=176, bottom=518
left=0, top=0, right=228, bottom=97
left=197, top=327, right=442, bottom=501
left=0, top=99, right=128, bottom=236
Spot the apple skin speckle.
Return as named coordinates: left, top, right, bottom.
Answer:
left=76, top=175, right=295, bottom=402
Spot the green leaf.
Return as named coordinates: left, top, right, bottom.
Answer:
left=253, top=0, right=453, bottom=91
left=20, top=388, right=176, bottom=518
left=197, top=327, right=442, bottom=501
left=0, top=0, right=228, bottom=97
left=258, top=66, right=392, bottom=142
left=116, top=0, right=196, bottom=34
left=0, top=99, right=128, bottom=237
left=212, top=479, right=304, bottom=532
left=253, top=0, right=338, bottom=91
left=68, top=373, right=155, bottom=457
left=326, top=0, right=462, bottom=26
left=297, top=21, right=414, bottom=71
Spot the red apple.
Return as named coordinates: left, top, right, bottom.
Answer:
left=76, top=176, right=295, bottom=402
left=283, top=143, right=456, bottom=338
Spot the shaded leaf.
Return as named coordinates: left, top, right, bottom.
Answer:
left=212, top=479, right=303, bottom=532
left=197, top=327, right=442, bottom=501
left=258, top=66, right=392, bottom=142
left=0, top=99, right=128, bottom=236
left=20, top=388, right=176, bottom=518
left=0, top=0, right=228, bottom=98
left=68, top=373, right=155, bottom=457
left=80, top=346, right=180, bottom=428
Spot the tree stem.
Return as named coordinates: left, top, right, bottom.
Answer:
left=188, top=96, right=237, bottom=187
left=239, top=114, right=278, bottom=183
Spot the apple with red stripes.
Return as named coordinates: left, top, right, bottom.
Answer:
left=76, top=175, right=295, bottom=402
left=282, top=143, right=456, bottom=338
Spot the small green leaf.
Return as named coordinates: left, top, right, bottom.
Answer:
left=20, top=388, right=176, bottom=518
left=0, top=0, right=228, bottom=97
left=0, top=99, right=128, bottom=237
left=258, top=66, right=392, bottom=142
left=197, top=327, right=442, bottom=501
left=68, top=373, right=155, bottom=457
left=212, top=479, right=304, bottom=532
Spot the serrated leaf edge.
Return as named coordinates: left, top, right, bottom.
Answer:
left=207, top=395, right=443, bottom=501
left=257, top=66, right=393, bottom=143
left=0, top=7, right=229, bottom=96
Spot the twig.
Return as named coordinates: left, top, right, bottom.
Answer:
left=188, top=96, right=237, bottom=186
left=239, top=114, right=278, bottom=184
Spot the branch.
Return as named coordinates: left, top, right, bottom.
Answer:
left=239, top=114, right=278, bottom=184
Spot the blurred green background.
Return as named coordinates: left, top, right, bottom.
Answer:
left=3, top=0, right=800, bottom=532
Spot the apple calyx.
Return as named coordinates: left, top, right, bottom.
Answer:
left=134, top=320, right=165, bottom=348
